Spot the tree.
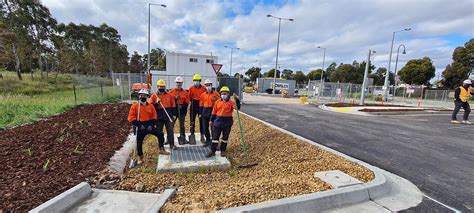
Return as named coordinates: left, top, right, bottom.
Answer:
left=307, top=69, right=323, bottom=80
left=264, top=69, right=280, bottom=78
left=398, top=57, right=435, bottom=85
left=330, top=62, right=365, bottom=84
left=129, top=51, right=143, bottom=73
left=281, top=69, right=293, bottom=79
left=369, top=67, right=394, bottom=86
left=441, top=39, right=474, bottom=89
left=143, top=48, right=166, bottom=70
left=325, top=62, right=337, bottom=81
left=293, top=71, right=307, bottom=86
left=244, top=66, right=262, bottom=81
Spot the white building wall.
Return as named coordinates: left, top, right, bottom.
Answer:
left=151, top=52, right=218, bottom=92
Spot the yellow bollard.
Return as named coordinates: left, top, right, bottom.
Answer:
left=300, top=96, right=308, bottom=104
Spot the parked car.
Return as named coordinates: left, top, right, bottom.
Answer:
left=130, top=83, right=151, bottom=99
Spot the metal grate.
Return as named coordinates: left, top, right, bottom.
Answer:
left=171, top=146, right=214, bottom=163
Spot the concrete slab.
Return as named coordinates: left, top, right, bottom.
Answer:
left=315, top=170, right=363, bottom=188
left=67, top=188, right=175, bottom=213
left=29, top=182, right=91, bottom=213
left=107, top=133, right=135, bottom=174
left=157, top=133, right=231, bottom=173
left=323, top=201, right=390, bottom=213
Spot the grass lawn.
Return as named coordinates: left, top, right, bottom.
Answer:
left=0, top=70, right=121, bottom=128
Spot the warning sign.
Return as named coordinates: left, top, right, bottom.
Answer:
left=211, top=64, right=223, bottom=75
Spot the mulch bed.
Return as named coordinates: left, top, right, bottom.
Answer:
left=359, top=108, right=424, bottom=112
left=325, top=103, right=407, bottom=107
left=0, top=103, right=131, bottom=212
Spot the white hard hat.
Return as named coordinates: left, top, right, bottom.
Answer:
left=463, top=79, right=471, bottom=85
left=204, top=79, right=212, bottom=85
left=175, top=76, right=183, bottom=83
left=138, top=89, right=149, bottom=96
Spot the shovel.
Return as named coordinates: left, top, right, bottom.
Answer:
left=129, top=99, right=141, bottom=169
left=233, top=96, right=258, bottom=169
left=188, top=93, right=196, bottom=145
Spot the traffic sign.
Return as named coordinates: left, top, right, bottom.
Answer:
left=211, top=64, right=223, bottom=75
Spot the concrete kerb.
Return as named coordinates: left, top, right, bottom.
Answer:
left=230, top=111, right=393, bottom=212
left=29, top=182, right=92, bottom=213
left=146, top=188, right=177, bottom=213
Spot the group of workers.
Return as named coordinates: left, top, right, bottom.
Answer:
left=127, top=74, right=241, bottom=165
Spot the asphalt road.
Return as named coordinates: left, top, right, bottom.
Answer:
left=241, top=97, right=473, bottom=212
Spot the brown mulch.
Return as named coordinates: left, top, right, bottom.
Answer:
left=0, top=103, right=131, bottom=212
left=117, top=113, right=375, bottom=212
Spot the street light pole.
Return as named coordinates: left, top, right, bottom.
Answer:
left=267, top=14, right=293, bottom=94
left=360, top=49, right=376, bottom=106
left=317, top=46, right=326, bottom=100
left=393, top=44, right=406, bottom=86
left=383, top=28, right=411, bottom=101
left=224, top=45, right=239, bottom=76
left=147, top=3, right=166, bottom=78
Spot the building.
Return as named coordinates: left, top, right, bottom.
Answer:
left=151, top=52, right=218, bottom=91
left=256, top=78, right=296, bottom=96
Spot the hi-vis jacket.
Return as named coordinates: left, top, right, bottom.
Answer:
left=168, top=88, right=190, bottom=115
left=210, top=98, right=241, bottom=127
left=188, top=85, right=207, bottom=112
left=455, top=86, right=474, bottom=102
left=128, top=102, right=157, bottom=127
left=199, top=91, right=220, bottom=118
left=150, top=92, right=176, bottom=121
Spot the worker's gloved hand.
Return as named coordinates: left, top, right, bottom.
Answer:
left=146, top=125, right=152, bottom=132
left=172, top=116, right=177, bottom=121
left=175, top=95, right=180, bottom=100
left=233, top=93, right=239, bottom=99
left=209, top=121, right=213, bottom=127
left=177, top=105, right=182, bottom=110
left=140, top=125, right=145, bottom=130
left=156, top=97, right=161, bottom=103
left=212, top=96, right=218, bottom=101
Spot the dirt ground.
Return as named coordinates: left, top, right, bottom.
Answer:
left=116, top=112, right=375, bottom=212
left=0, top=103, right=131, bottom=212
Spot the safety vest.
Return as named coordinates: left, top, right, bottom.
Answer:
left=168, top=88, right=189, bottom=105
left=188, top=85, right=207, bottom=100
left=210, top=99, right=236, bottom=127
left=460, top=86, right=470, bottom=102
left=200, top=91, right=220, bottom=118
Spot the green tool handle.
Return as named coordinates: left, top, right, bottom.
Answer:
left=234, top=97, right=248, bottom=159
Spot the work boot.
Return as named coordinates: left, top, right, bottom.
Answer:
left=203, top=141, right=211, bottom=147
left=205, top=151, right=215, bottom=158
left=137, top=156, right=144, bottom=165
left=189, top=134, right=196, bottom=145
left=159, top=148, right=170, bottom=155
left=200, top=135, right=206, bottom=143
left=451, top=120, right=461, bottom=124
left=220, top=151, right=227, bottom=157
left=461, top=120, right=472, bottom=125
left=178, top=136, right=185, bottom=145
left=164, top=140, right=169, bottom=145
left=171, top=145, right=178, bottom=150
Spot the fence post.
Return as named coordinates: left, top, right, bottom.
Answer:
left=128, top=71, right=131, bottom=100
left=119, top=73, right=124, bottom=100
left=100, top=83, right=104, bottom=97
left=73, top=83, right=77, bottom=104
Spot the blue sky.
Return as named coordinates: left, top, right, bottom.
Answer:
left=43, top=0, right=473, bottom=78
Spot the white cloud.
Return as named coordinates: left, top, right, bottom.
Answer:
left=42, top=0, right=474, bottom=77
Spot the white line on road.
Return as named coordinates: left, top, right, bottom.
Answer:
left=446, top=125, right=473, bottom=130
left=423, top=194, right=461, bottom=213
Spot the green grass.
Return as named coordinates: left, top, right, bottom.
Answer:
left=0, top=70, right=121, bottom=129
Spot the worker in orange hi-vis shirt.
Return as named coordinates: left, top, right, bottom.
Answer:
left=199, top=79, right=220, bottom=147
left=150, top=79, right=178, bottom=150
left=128, top=89, right=169, bottom=165
left=168, top=76, right=190, bottom=145
left=188, top=74, right=207, bottom=144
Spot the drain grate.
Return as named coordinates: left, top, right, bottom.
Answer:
left=171, top=145, right=214, bottom=163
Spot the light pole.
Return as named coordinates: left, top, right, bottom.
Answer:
left=360, top=49, right=376, bottom=105
left=393, top=44, right=406, bottom=86
left=147, top=3, right=166, bottom=79
left=267, top=14, right=294, bottom=94
left=255, top=59, right=262, bottom=79
left=383, top=28, right=411, bottom=101
left=224, top=45, right=239, bottom=76
left=317, top=46, right=326, bottom=99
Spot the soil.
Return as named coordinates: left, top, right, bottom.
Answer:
left=116, top=113, right=375, bottom=212
left=359, top=108, right=424, bottom=112
left=325, top=103, right=406, bottom=107
left=0, top=103, right=131, bottom=212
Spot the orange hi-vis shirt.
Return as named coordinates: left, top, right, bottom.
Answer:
left=150, top=92, right=177, bottom=121
left=128, top=102, right=157, bottom=125
left=210, top=99, right=239, bottom=127
left=168, top=88, right=190, bottom=105
left=199, top=91, right=220, bottom=117
left=188, top=85, right=207, bottom=100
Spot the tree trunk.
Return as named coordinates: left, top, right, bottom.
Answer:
left=12, top=43, right=22, bottom=80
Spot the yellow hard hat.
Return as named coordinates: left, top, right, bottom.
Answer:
left=220, top=86, right=230, bottom=92
left=156, top=79, right=166, bottom=87
left=193, top=74, right=202, bottom=81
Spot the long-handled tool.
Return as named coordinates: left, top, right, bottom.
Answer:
left=234, top=96, right=258, bottom=169
left=189, top=93, right=196, bottom=144
left=129, top=98, right=141, bottom=169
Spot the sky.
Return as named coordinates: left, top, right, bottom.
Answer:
left=42, top=0, right=473, bottom=78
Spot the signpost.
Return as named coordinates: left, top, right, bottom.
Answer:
left=212, top=63, right=223, bottom=88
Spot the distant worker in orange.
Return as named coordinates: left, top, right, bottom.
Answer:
left=451, top=79, right=473, bottom=124
left=168, top=76, right=190, bottom=145
left=150, top=79, right=178, bottom=150
left=128, top=89, right=169, bottom=165
left=188, top=74, right=207, bottom=144
left=199, top=79, right=220, bottom=147
left=206, top=86, right=241, bottom=157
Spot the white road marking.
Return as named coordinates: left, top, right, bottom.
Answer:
left=423, top=194, right=461, bottom=213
